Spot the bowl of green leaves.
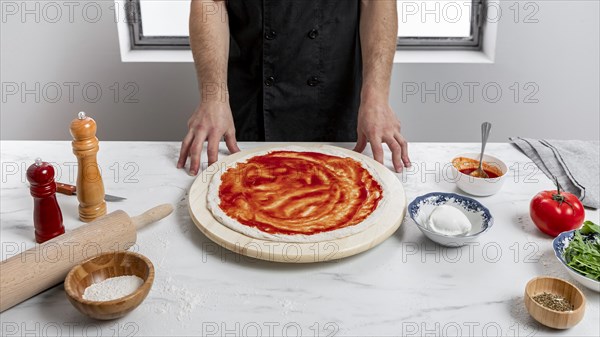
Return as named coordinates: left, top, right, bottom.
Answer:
left=553, top=221, right=600, bottom=292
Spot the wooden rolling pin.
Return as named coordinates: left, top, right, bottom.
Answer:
left=0, top=204, right=173, bottom=312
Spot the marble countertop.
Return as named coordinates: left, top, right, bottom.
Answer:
left=1, top=141, right=598, bottom=336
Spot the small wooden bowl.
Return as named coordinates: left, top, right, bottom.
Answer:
left=524, top=276, right=586, bottom=329
left=64, top=251, right=154, bottom=320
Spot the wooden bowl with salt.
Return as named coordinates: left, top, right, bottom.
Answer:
left=64, top=251, right=154, bottom=320
left=524, top=276, right=586, bottom=329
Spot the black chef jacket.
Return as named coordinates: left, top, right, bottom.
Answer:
left=226, top=0, right=362, bottom=142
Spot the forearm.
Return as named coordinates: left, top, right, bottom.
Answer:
left=359, top=0, right=397, bottom=102
left=190, top=0, right=229, bottom=103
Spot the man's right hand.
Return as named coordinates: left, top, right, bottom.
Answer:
left=177, top=102, right=240, bottom=175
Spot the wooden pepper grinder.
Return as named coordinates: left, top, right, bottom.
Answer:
left=27, top=158, right=65, bottom=243
left=70, top=111, right=106, bottom=222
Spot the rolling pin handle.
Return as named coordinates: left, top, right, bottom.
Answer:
left=131, top=204, right=174, bottom=230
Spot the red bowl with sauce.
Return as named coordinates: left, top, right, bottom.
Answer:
left=451, top=153, right=507, bottom=196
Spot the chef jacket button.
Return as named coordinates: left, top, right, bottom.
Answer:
left=265, top=30, right=277, bottom=40
left=308, top=29, right=319, bottom=39
left=307, top=76, right=320, bottom=87
left=265, top=76, right=275, bottom=87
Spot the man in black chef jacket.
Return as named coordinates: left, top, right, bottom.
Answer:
left=178, top=0, right=411, bottom=175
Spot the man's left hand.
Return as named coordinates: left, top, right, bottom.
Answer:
left=353, top=98, right=411, bottom=172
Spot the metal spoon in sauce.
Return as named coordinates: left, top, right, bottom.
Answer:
left=471, top=122, right=492, bottom=178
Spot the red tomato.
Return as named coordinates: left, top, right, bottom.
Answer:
left=530, top=189, right=585, bottom=237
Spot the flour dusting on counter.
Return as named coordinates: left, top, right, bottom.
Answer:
left=137, top=224, right=207, bottom=322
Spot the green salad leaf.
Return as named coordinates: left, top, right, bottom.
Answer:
left=563, top=221, right=600, bottom=281
left=580, top=221, right=600, bottom=235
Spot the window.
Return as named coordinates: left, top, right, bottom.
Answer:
left=126, top=0, right=484, bottom=50
left=126, top=0, right=190, bottom=49
left=397, top=0, right=484, bottom=49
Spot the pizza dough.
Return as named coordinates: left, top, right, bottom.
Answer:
left=206, top=146, right=388, bottom=243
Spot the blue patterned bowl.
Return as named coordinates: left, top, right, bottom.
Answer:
left=408, top=192, right=493, bottom=247
left=553, top=230, right=600, bottom=292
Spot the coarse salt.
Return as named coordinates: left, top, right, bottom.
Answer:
left=83, top=275, right=144, bottom=302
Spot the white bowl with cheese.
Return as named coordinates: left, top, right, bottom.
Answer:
left=408, top=192, right=494, bottom=247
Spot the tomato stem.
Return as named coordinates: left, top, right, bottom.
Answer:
left=552, top=177, right=574, bottom=210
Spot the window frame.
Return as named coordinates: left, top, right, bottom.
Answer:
left=127, top=0, right=190, bottom=50
left=396, top=0, right=485, bottom=50
left=127, top=0, right=485, bottom=51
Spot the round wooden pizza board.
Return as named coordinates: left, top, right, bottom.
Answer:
left=188, top=144, right=406, bottom=263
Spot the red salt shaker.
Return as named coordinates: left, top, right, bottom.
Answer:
left=27, top=158, right=65, bottom=243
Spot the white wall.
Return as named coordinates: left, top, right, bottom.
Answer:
left=1, top=1, right=598, bottom=142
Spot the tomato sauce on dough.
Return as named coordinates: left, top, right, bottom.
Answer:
left=218, top=151, right=383, bottom=235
